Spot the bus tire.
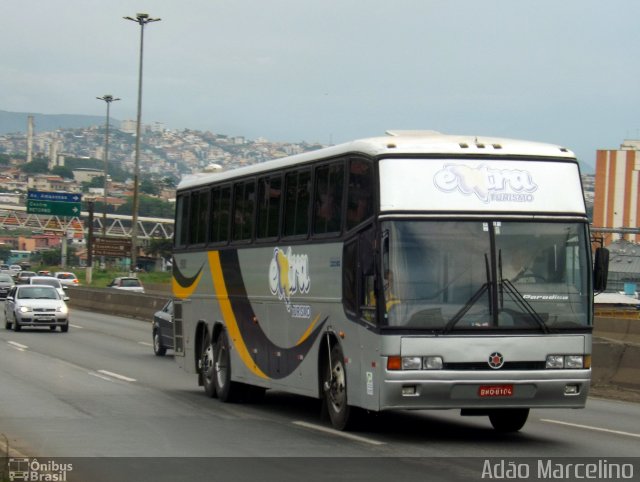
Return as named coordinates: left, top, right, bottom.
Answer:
left=323, top=343, right=352, bottom=430
left=213, top=330, right=240, bottom=402
left=201, top=331, right=217, bottom=398
left=488, top=408, right=529, bottom=432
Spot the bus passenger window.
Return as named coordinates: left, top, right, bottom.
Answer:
left=346, top=159, right=373, bottom=230
left=189, top=190, right=208, bottom=245
left=232, top=181, right=256, bottom=241
left=210, top=186, right=231, bottom=243
left=175, top=194, right=189, bottom=248
left=284, top=170, right=311, bottom=237
left=257, top=176, right=282, bottom=239
left=313, top=162, right=344, bottom=235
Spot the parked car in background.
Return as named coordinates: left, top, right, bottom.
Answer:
left=54, top=272, right=80, bottom=288
left=107, top=277, right=145, bottom=293
left=4, top=284, right=69, bottom=332
left=9, top=265, right=22, bottom=278
left=152, top=299, right=174, bottom=356
left=15, top=271, right=37, bottom=284
left=0, top=273, right=15, bottom=299
left=29, top=276, right=68, bottom=300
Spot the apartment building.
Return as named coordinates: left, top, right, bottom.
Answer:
left=593, top=139, right=640, bottom=245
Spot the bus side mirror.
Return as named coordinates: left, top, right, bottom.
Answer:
left=593, top=247, right=609, bottom=292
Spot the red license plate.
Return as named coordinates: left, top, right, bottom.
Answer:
left=478, top=385, right=514, bottom=397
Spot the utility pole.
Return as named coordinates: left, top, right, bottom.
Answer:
left=86, top=201, right=94, bottom=284
left=124, top=12, right=161, bottom=274
left=96, top=95, right=120, bottom=236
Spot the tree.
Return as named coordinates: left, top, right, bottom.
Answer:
left=161, top=176, right=177, bottom=188
left=22, top=158, right=49, bottom=174
left=140, top=178, right=159, bottom=196
left=40, top=249, right=61, bottom=266
left=51, top=165, right=75, bottom=179
left=0, top=245, right=11, bottom=264
left=146, top=238, right=173, bottom=260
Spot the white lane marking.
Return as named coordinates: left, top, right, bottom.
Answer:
left=69, top=324, right=83, bottom=329
left=292, top=421, right=385, bottom=446
left=89, top=371, right=114, bottom=382
left=541, top=419, right=640, bottom=439
left=97, top=369, right=137, bottom=383
left=138, top=341, right=153, bottom=347
left=7, top=341, right=28, bottom=351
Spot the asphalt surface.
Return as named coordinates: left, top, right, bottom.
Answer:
left=0, top=308, right=639, bottom=481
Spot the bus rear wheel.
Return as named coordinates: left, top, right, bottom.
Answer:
left=213, top=330, right=240, bottom=402
left=488, top=408, right=529, bottom=432
left=201, top=331, right=217, bottom=398
left=323, top=344, right=352, bottom=430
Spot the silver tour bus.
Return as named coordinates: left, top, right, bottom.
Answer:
left=172, top=131, right=608, bottom=432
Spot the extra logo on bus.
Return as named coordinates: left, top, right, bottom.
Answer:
left=488, top=352, right=505, bottom=369
left=268, top=246, right=310, bottom=313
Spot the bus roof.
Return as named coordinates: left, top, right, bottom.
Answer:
left=177, top=131, right=576, bottom=191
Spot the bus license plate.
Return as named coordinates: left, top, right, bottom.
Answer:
left=479, top=385, right=513, bottom=397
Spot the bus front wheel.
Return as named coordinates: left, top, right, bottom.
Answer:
left=488, top=408, right=529, bottom=432
left=323, top=344, right=352, bottom=430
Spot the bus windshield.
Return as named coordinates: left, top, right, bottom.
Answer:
left=381, top=220, right=590, bottom=331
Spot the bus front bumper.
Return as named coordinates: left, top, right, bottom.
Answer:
left=379, top=371, right=590, bottom=410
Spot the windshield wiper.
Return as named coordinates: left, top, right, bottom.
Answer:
left=443, top=254, right=492, bottom=334
left=500, top=279, right=550, bottom=334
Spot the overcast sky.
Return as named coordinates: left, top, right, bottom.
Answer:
left=2, top=0, right=639, bottom=170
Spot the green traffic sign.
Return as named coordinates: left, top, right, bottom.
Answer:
left=27, top=199, right=82, bottom=217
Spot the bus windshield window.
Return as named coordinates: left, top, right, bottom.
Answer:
left=381, top=221, right=590, bottom=330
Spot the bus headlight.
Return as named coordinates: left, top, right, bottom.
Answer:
left=546, top=355, right=585, bottom=369
left=565, top=355, right=584, bottom=369
left=402, top=357, right=422, bottom=370
left=423, top=356, right=444, bottom=370
left=387, top=356, right=444, bottom=370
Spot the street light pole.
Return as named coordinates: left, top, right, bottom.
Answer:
left=124, top=12, right=160, bottom=273
left=96, top=94, right=120, bottom=236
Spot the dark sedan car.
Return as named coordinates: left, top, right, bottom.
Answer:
left=0, top=273, right=15, bottom=299
left=152, top=300, right=174, bottom=356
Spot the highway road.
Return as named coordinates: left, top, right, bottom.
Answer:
left=0, top=308, right=639, bottom=481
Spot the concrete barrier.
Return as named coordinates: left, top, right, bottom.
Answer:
left=66, top=286, right=169, bottom=321
left=594, top=316, right=640, bottom=345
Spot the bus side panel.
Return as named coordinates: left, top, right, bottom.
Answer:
left=224, top=244, right=344, bottom=396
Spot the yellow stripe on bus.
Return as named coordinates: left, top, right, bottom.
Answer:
left=208, top=251, right=269, bottom=380
left=172, top=271, right=203, bottom=299
left=295, top=313, right=321, bottom=346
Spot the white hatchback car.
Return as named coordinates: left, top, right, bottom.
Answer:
left=54, top=271, right=80, bottom=288
left=29, top=276, right=68, bottom=300
left=107, top=277, right=145, bottom=293
left=4, top=284, right=69, bottom=332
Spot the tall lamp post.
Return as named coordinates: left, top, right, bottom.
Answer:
left=96, top=94, right=120, bottom=236
left=124, top=12, right=160, bottom=273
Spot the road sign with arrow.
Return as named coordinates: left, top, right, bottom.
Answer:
left=26, top=190, right=82, bottom=217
